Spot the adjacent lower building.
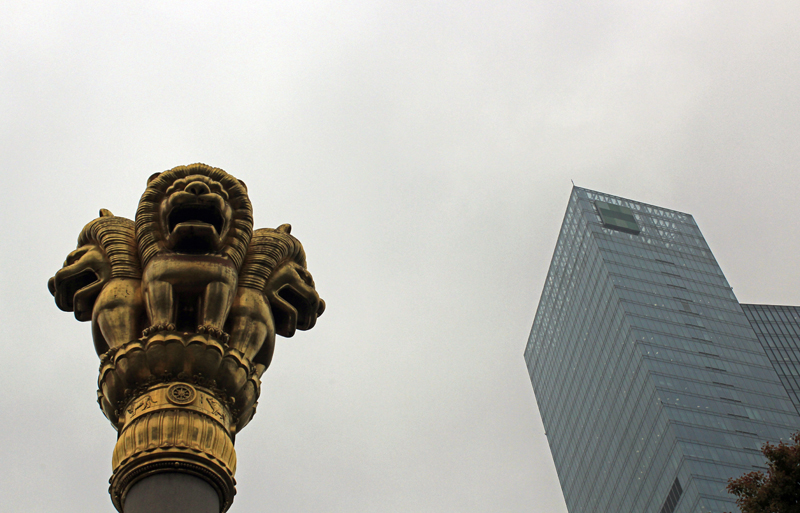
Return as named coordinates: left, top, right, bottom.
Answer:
left=524, top=187, right=800, bottom=513
left=740, top=304, right=800, bottom=415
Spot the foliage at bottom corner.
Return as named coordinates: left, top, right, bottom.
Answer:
left=726, top=431, right=800, bottom=513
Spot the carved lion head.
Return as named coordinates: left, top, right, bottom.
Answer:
left=135, top=164, right=254, bottom=269
left=49, top=210, right=139, bottom=321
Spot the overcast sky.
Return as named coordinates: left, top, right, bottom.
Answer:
left=2, top=1, right=800, bottom=512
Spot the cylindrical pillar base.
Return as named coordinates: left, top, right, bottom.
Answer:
left=108, top=382, right=237, bottom=512
left=123, top=473, right=220, bottom=513
left=98, top=333, right=261, bottom=513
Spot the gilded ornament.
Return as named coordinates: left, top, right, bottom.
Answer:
left=48, top=164, right=325, bottom=512
left=167, top=383, right=197, bottom=405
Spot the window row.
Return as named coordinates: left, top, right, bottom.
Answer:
left=610, top=273, right=736, bottom=304
left=632, top=329, right=770, bottom=366
left=603, top=252, right=730, bottom=290
left=642, top=357, right=785, bottom=395
left=742, top=305, right=800, bottom=324
left=689, top=458, right=765, bottom=482
left=754, top=333, right=800, bottom=350
left=658, top=390, right=799, bottom=425
left=592, top=222, right=714, bottom=260
left=651, top=373, right=795, bottom=412
left=679, top=441, right=767, bottom=470
left=594, top=234, right=720, bottom=275
left=622, top=301, right=754, bottom=337
left=615, top=287, right=740, bottom=319
left=750, top=321, right=800, bottom=338
left=607, top=263, right=733, bottom=298
left=664, top=404, right=799, bottom=434
left=628, top=314, right=758, bottom=349
left=638, top=340, right=772, bottom=371
left=672, top=423, right=788, bottom=452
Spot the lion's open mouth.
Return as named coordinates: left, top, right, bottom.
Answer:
left=168, top=204, right=225, bottom=235
left=60, top=269, right=100, bottom=311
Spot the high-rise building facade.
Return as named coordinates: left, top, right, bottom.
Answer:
left=524, top=187, right=800, bottom=513
left=740, top=304, right=800, bottom=415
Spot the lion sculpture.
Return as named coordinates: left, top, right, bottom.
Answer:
left=229, top=225, right=326, bottom=376
left=135, top=164, right=254, bottom=340
left=49, top=163, right=324, bottom=368
left=48, top=209, right=145, bottom=355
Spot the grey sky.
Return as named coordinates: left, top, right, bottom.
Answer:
left=2, top=1, right=800, bottom=512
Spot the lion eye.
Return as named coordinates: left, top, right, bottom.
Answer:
left=67, top=248, right=89, bottom=265
left=208, top=183, right=228, bottom=200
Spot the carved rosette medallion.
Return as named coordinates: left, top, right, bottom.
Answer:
left=167, top=383, right=197, bottom=405
left=49, top=164, right=325, bottom=513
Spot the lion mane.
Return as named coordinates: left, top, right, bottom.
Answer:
left=78, top=209, right=141, bottom=279
left=135, top=163, right=254, bottom=270
left=238, top=225, right=307, bottom=291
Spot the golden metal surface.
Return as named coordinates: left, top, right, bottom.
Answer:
left=49, top=164, right=325, bottom=512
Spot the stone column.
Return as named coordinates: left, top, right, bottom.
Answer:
left=123, top=473, right=220, bottom=513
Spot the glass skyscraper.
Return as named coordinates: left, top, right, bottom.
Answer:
left=524, top=187, right=800, bottom=513
left=741, top=304, right=800, bottom=415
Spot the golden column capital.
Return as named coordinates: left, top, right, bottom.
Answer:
left=48, top=164, right=325, bottom=512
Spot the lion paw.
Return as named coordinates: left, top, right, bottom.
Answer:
left=142, top=323, right=176, bottom=337
left=197, top=325, right=230, bottom=344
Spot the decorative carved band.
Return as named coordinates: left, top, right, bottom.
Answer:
left=97, top=332, right=261, bottom=435
left=110, top=387, right=237, bottom=513
left=121, top=383, right=232, bottom=433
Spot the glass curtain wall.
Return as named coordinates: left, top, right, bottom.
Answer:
left=525, top=187, right=800, bottom=513
left=741, top=304, right=800, bottom=414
